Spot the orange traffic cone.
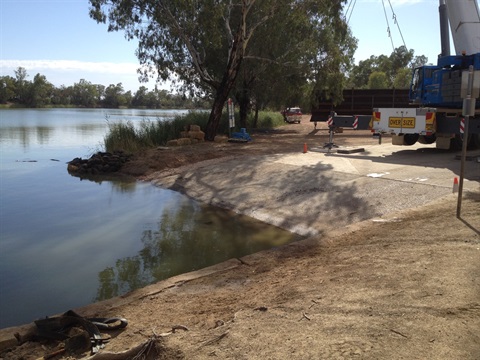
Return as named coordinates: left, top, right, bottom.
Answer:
left=452, top=177, right=459, bottom=193
left=303, top=143, right=308, bottom=153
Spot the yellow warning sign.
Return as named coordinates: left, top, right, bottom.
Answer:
left=388, top=117, right=415, bottom=128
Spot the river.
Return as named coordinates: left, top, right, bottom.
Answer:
left=0, top=108, right=301, bottom=328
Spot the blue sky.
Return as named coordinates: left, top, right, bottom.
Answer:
left=0, top=0, right=471, bottom=93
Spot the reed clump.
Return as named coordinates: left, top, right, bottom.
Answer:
left=104, top=110, right=285, bottom=153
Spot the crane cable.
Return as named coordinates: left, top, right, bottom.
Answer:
left=386, top=0, right=408, bottom=51
left=381, top=0, right=396, bottom=53
left=344, top=0, right=357, bottom=25
left=345, top=0, right=410, bottom=56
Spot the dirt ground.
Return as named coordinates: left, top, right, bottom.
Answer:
left=1, top=117, right=479, bottom=359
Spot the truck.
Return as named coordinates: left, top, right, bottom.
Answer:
left=281, top=107, right=303, bottom=124
left=370, top=0, right=480, bottom=150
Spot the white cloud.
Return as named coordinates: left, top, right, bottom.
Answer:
left=0, top=59, right=166, bottom=92
left=0, top=59, right=141, bottom=75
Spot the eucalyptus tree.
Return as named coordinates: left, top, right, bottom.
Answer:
left=231, top=1, right=319, bottom=126
left=51, top=85, right=73, bottom=106
left=392, top=67, right=412, bottom=89
left=14, top=67, right=29, bottom=103
left=0, top=76, right=16, bottom=103
left=72, top=79, right=99, bottom=107
left=132, top=86, right=149, bottom=107
left=89, top=0, right=350, bottom=140
left=347, top=46, right=428, bottom=89
left=103, top=83, right=126, bottom=108
left=367, top=71, right=388, bottom=89
left=27, top=74, right=54, bottom=107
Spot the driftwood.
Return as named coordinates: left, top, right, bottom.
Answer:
left=200, top=331, right=229, bottom=348
left=11, top=310, right=128, bottom=356
left=85, top=337, right=164, bottom=360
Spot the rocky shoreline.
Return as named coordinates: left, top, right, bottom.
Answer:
left=67, top=151, right=133, bottom=176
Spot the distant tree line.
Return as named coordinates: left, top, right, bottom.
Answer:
left=0, top=67, right=211, bottom=109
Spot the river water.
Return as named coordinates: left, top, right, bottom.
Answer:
left=0, top=108, right=301, bottom=328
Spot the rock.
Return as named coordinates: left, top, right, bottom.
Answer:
left=67, top=151, right=132, bottom=176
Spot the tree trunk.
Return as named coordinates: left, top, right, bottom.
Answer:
left=204, top=33, right=245, bottom=141
left=205, top=91, right=228, bottom=141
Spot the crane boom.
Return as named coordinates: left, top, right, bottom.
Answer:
left=444, top=0, right=480, bottom=56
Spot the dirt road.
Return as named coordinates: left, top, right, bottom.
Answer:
left=1, top=117, right=479, bottom=359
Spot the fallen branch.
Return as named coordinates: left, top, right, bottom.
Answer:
left=200, top=331, right=229, bottom=347
left=85, top=336, right=162, bottom=360
left=236, top=257, right=251, bottom=266
left=158, top=324, right=189, bottom=337
left=390, top=329, right=408, bottom=338
left=300, top=312, right=311, bottom=321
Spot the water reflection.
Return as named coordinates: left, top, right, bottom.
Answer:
left=0, top=124, right=106, bottom=150
left=95, top=204, right=302, bottom=301
left=69, top=172, right=138, bottom=192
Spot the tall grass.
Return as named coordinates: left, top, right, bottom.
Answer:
left=248, top=111, right=285, bottom=129
left=104, top=110, right=285, bottom=153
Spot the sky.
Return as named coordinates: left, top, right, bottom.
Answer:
left=0, top=0, right=475, bottom=93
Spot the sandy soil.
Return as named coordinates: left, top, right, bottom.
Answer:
left=1, top=117, right=479, bottom=359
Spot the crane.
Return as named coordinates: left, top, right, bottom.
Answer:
left=371, top=0, right=480, bottom=150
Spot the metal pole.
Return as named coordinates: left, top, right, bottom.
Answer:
left=457, top=115, right=469, bottom=218
left=457, top=66, right=474, bottom=218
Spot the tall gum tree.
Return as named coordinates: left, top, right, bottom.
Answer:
left=90, top=0, right=279, bottom=140
left=233, top=1, right=356, bottom=123
left=89, top=0, right=350, bottom=140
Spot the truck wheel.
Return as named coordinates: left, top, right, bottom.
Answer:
left=467, top=134, right=480, bottom=150
left=418, top=134, right=436, bottom=144
left=450, top=134, right=472, bottom=151
left=450, top=135, right=463, bottom=150
left=403, top=134, right=419, bottom=146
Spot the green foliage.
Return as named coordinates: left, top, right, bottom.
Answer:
left=104, top=121, right=141, bottom=153
left=247, top=111, right=284, bottom=129
left=346, top=46, right=424, bottom=89
left=0, top=75, right=16, bottom=104
left=231, top=1, right=356, bottom=124
left=104, top=83, right=126, bottom=108
left=393, top=68, right=413, bottom=89
left=27, top=73, right=54, bottom=107
left=72, top=79, right=99, bottom=107
left=368, top=71, right=389, bottom=89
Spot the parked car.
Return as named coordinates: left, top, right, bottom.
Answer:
left=281, top=107, right=302, bottom=124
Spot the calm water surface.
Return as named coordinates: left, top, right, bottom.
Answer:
left=0, top=108, right=300, bottom=328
